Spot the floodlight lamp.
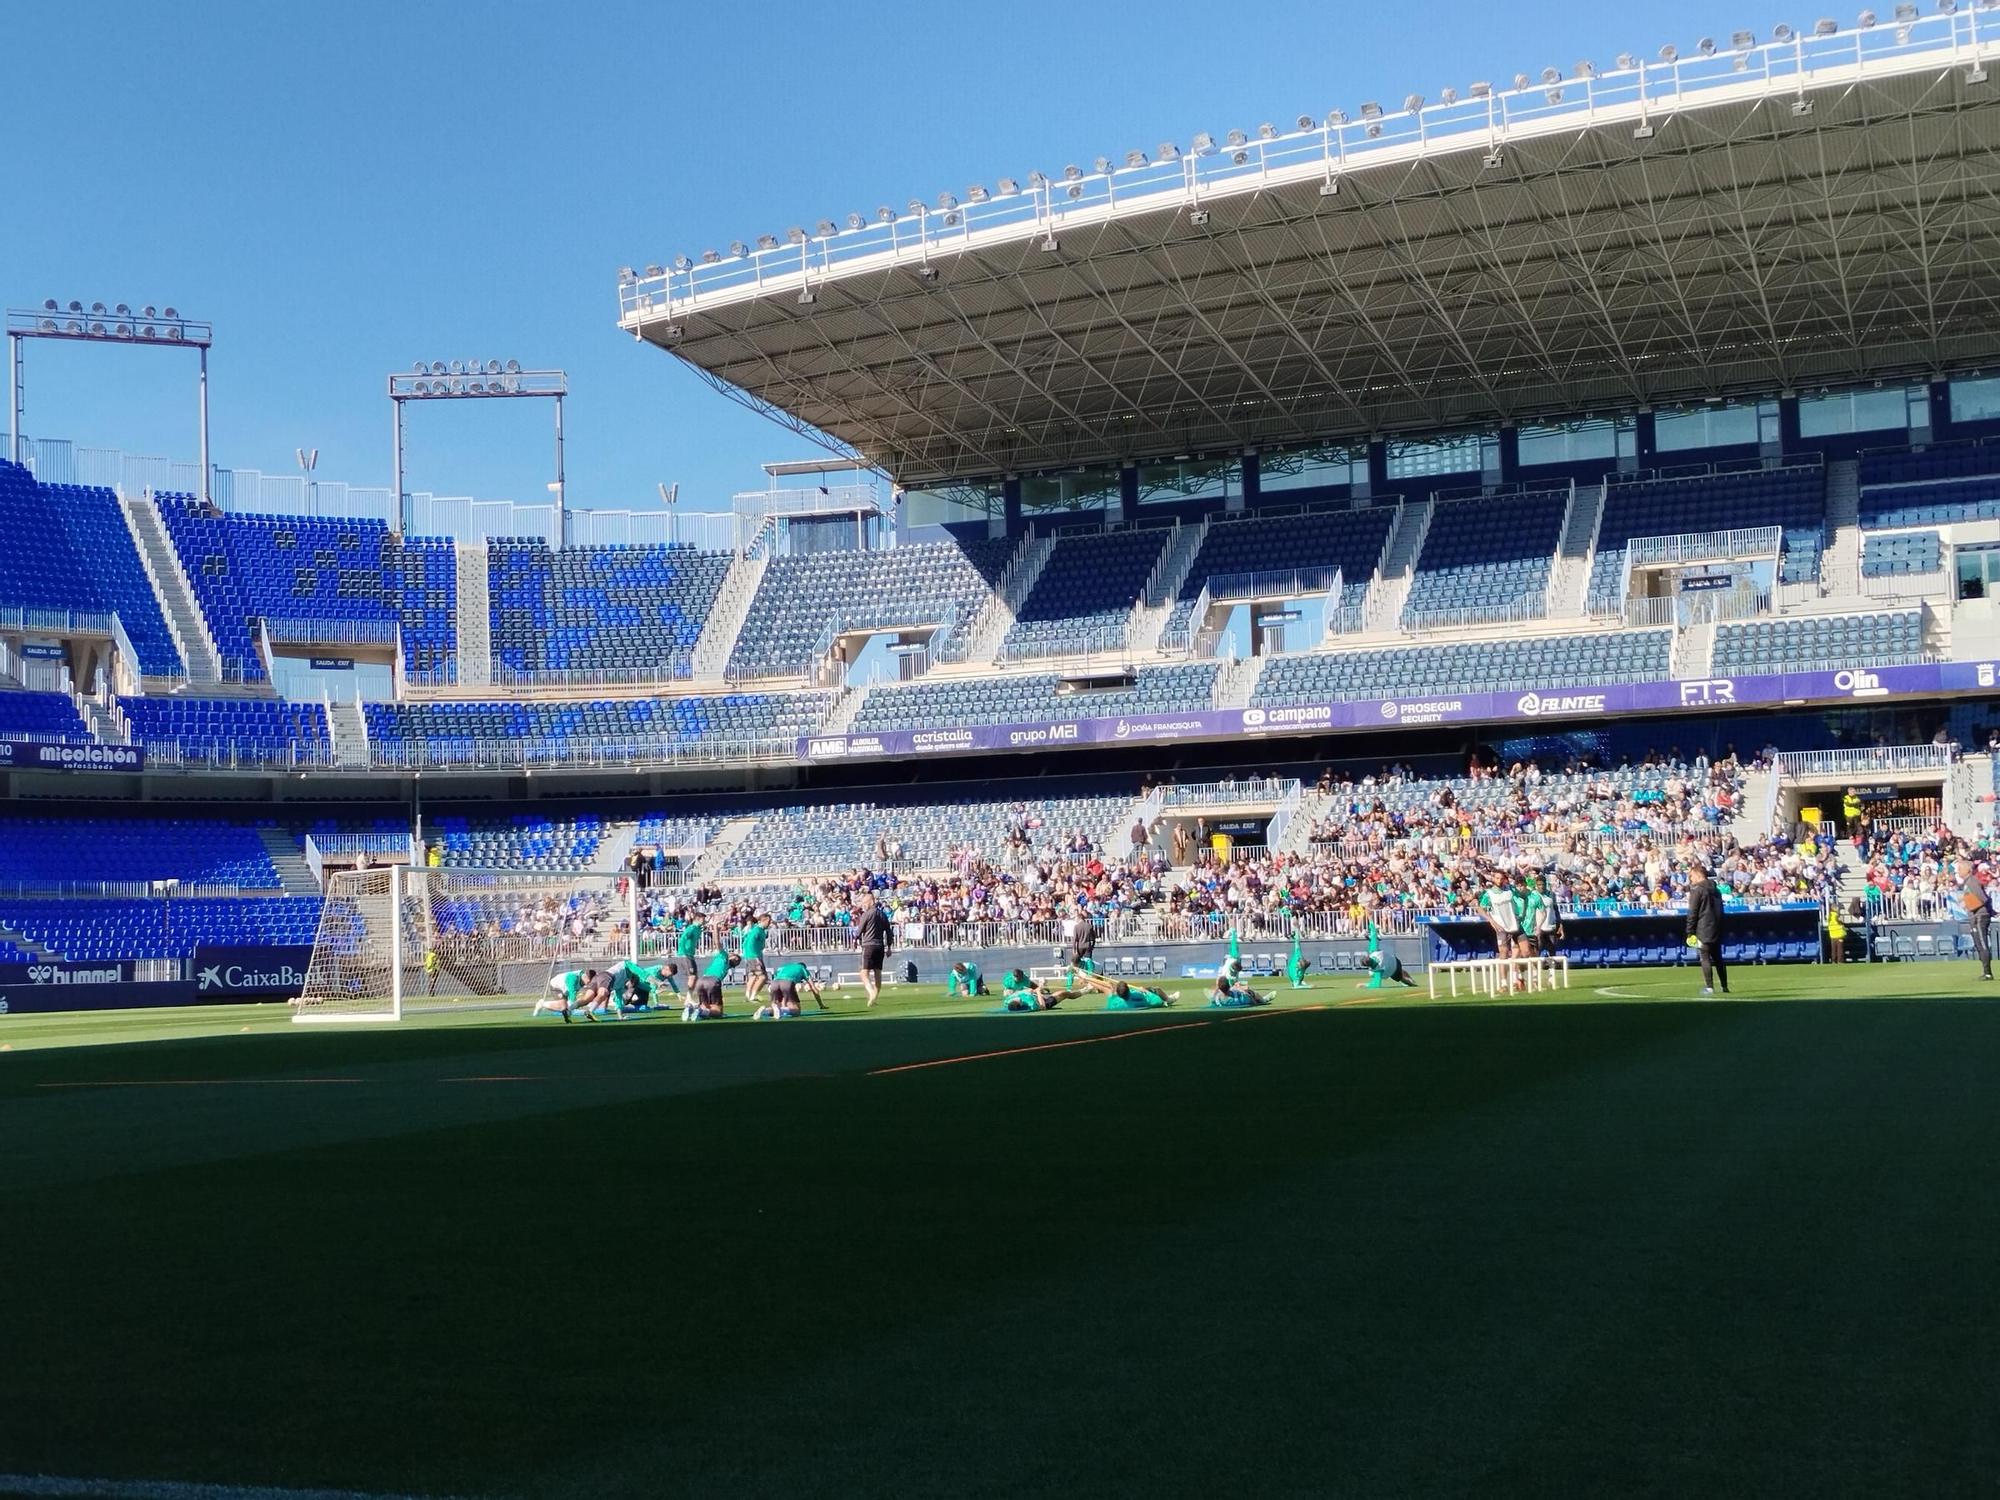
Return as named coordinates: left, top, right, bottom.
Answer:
left=486, top=359, right=501, bottom=373
left=1894, top=1, right=1917, bottom=17
left=66, top=300, right=81, bottom=312
left=1067, top=183, right=1085, bottom=199
left=1257, top=122, right=1278, bottom=139
left=617, top=266, right=635, bottom=283
left=1325, top=110, right=1349, bottom=124
left=728, top=241, right=749, bottom=257
left=39, top=319, right=54, bottom=332
left=1515, top=71, right=1532, bottom=87
left=114, top=302, right=129, bottom=315
left=1773, top=22, right=1795, bottom=40
left=1858, top=8, right=1876, bottom=25
left=467, top=381, right=484, bottom=394
left=907, top=197, right=928, bottom=213
left=91, top=301, right=106, bottom=314
left=786, top=226, right=807, bottom=244
left=1093, top=156, right=1112, bottom=174
left=1547, top=87, right=1564, bottom=102
left=756, top=234, right=779, bottom=251
left=964, top=188, right=988, bottom=205
left=1729, top=29, right=1753, bottom=49
left=1124, top=150, right=1147, bottom=168
left=643, top=264, right=664, bottom=277
left=505, top=359, right=521, bottom=373
left=816, top=219, right=838, bottom=236
left=1190, top=132, right=1216, bottom=154
left=1404, top=92, right=1425, bottom=111
left=1698, top=36, right=1717, bottom=54
left=1815, top=16, right=1839, bottom=31
left=90, top=321, right=106, bottom=334
left=1188, top=207, right=1210, bottom=226
left=115, top=322, right=131, bottom=337
left=412, top=361, right=426, bottom=374
left=65, top=321, right=80, bottom=333
left=1441, top=86, right=1459, bottom=103
left=1659, top=44, right=1680, bottom=60
left=673, top=254, right=693, bottom=270
left=1358, top=102, right=1383, bottom=119
left=447, top=360, right=462, bottom=375
left=163, top=307, right=178, bottom=318
left=1541, top=66, right=1561, bottom=83
left=142, top=304, right=156, bottom=317
left=1468, top=81, right=1491, bottom=97
left=1938, top=0, right=1957, bottom=11
left=937, top=192, right=959, bottom=211
left=916, top=265, right=938, bottom=283
left=877, top=206, right=896, bottom=222
left=41, top=298, right=55, bottom=310
left=1365, top=124, right=1382, bottom=139
left=1616, top=52, right=1637, bottom=67
left=1027, top=171, right=1049, bottom=187
left=996, top=177, right=1021, bottom=194
left=1225, top=128, right=1248, bottom=145
left=845, top=214, right=864, bottom=231
left=1576, top=59, right=1597, bottom=77
left=430, top=361, right=447, bottom=375
left=701, top=249, right=722, bottom=264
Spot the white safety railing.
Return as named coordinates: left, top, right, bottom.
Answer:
left=1401, top=594, right=1549, bottom=633
left=1160, top=776, right=1300, bottom=808
left=0, top=605, right=113, bottom=634
left=1774, top=745, right=1959, bottom=780
left=367, top=733, right=803, bottom=773
left=261, top=617, right=401, bottom=647
left=130, top=738, right=339, bottom=771
left=486, top=659, right=698, bottom=692
left=1626, top=526, right=1784, bottom=569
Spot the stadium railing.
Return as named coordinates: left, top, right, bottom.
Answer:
left=137, top=739, right=338, bottom=772
left=1625, top=526, right=1784, bottom=570
left=262, top=618, right=401, bottom=647
left=1160, top=777, right=1299, bottom=808
left=366, top=734, right=803, bottom=773
left=487, top=660, right=699, bottom=692
left=1774, top=745, right=1958, bottom=779
left=1401, top=595, right=1549, bottom=634
left=0, top=879, right=260, bottom=900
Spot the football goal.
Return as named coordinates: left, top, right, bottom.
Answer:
left=293, top=866, right=640, bottom=1023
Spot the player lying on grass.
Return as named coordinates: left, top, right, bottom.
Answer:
left=1360, top=949, right=1419, bottom=990
left=1209, top=971, right=1271, bottom=1008
left=1056, top=964, right=1178, bottom=1009
left=534, top=968, right=606, bottom=1022
left=682, top=948, right=737, bottom=1021
left=947, top=961, right=988, bottom=997
left=1000, top=969, right=1067, bottom=1011
left=753, top=960, right=826, bottom=1019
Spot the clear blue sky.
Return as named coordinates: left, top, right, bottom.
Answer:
left=7, top=0, right=1757, bottom=517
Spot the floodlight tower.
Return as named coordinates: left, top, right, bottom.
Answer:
left=387, top=360, right=568, bottom=535
left=6, top=300, right=214, bottom=501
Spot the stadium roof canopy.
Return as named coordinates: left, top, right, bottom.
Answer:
left=620, top=14, right=2000, bottom=487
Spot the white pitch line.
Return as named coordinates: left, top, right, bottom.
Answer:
left=0, top=1475, right=484, bottom=1500
left=1593, top=986, right=1644, bottom=999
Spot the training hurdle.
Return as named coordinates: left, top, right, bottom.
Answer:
left=1427, top=955, right=1571, bottom=999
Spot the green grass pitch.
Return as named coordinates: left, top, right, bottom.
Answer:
left=4, top=964, right=1999, bottom=1499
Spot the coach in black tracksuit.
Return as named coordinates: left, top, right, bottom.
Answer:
left=1685, top=864, right=1729, bottom=996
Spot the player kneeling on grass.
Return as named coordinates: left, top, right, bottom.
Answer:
left=535, top=967, right=601, bottom=1022
left=1209, top=971, right=1270, bottom=1009
left=754, top=960, right=825, bottom=1019
left=608, top=959, right=674, bottom=1015
left=683, top=948, right=736, bottom=1021
left=947, top=960, right=987, bottom=997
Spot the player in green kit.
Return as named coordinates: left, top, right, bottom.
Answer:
left=738, top=914, right=772, bottom=1009
left=1359, top=919, right=1418, bottom=990
left=674, top=914, right=705, bottom=991
left=683, top=947, right=735, bottom=1021
left=753, top=960, right=824, bottom=1018
left=609, top=958, right=673, bottom=1014
left=1285, top=923, right=1311, bottom=989
left=534, top=967, right=601, bottom=1022
left=947, top=961, right=986, bottom=997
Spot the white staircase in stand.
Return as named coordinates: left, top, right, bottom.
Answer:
left=687, top=815, right=761, bottom=881
left=818, top=682, right=871, bottom=736
left=1363, top=498, right=1434, bottom=631
left=1547, top=482, right=1605, bottom=619
left=1819, top=459, right=1861, bottom=598
left=452, top=542, right=492, bottom=687
left=326, top=698, right=370, bottom=769
left=257, top=828, right=323, bottom=897
left=960, top=529, right=1056, bottom=664
left=121, top=493, right=223, bottom=686
left=1211, top=653, right=1267, bottom=710
left=78, top=694, right=128, bottom=745
left=691, top=552, right=769, bottom=680
left=1128, top=517, right=1210, bottom=652
left=1730, top=766, right=1776, bottom=842
left=1101, top=785, right=1166, bottom=859
left=1273, top=789, right=1332, bottom=856
left=1671, top=617, right=1715, bottom=681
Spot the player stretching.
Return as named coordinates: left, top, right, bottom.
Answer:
left=674, top=913, right=705, bottom=993
left=1285, top=924, right=1311, bottom=989
left=739, top=913, right=772, bottom=1008
left=683, top=947, right=735, bottom=1021
left=753, top=960, right=825, bottom=1019
left=609, top=958, right=673, bottom=1015
left=1000, top=969, right=1065, bottom=1011
left=947, top=961, right=987, bottom=997
left=535, top=967, right=601, bottom=1022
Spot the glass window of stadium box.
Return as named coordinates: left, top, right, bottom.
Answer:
left=1956, top=544, right=2000, bottom=602
left=1517, top=418, right=1633, bottom=467
left=1257, top=441, right=1366, bottom=494
left=1136, top=457, right=1239, bottom=505
left=1022, top=467, right=1117, bottom=515
left=1950, top=375, right=2000, bottom=426
left=901, top=479, right=1003, bottom=529
left=1797, top=385, right=1922, bottom=439
left=1655, top=399, right=1773, bottom=452
left=1387, top=432, right=1495, bottom=481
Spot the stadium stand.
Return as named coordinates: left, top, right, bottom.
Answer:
left=1856, top=445, right=2000, bottom=528
left=488, top=539, right=730, bottom=679
left=1587, top=469, right=1826, bottom=609
left=400, top=536, right=458, bottom=680
left=1710, top=610, right=1928, bottom=675
left=727, top=538, right=1015, bottom=677
left=0, top=896, right=321, bottom=960
left=1401, top=490, right=1565, bottom=623
left=0, top=690, right=94, bottom=743
left=119, top=697, right=333, bottom=762
left=1167, top=506, right=1394, bottom=639
left=0, top=461, right=183, bottom=677
left=850, top=663, right=1221, bottom=731
left=717, top=787, right=1131, bottom=878
left=1002, top=526, right=1168, bottom=657
left=1861, top=532, right=1945, bottom=578
left=1253, top=632, right=1673, bottom=705
left=364, top=691, right=834, bottom=759
left=430, top=811, right=604, bottom=869
left=0, top=812, right=286, bottom=886
left=157, top=497, right=455, bottom=681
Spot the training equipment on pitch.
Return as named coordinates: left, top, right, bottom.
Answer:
left=293, top=866, right=640, bottom=1023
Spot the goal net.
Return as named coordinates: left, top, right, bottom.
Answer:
left=293, top=866, right=639, bottom=1023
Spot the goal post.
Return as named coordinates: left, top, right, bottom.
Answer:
left=292, top=865, right=640, bottom=1023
